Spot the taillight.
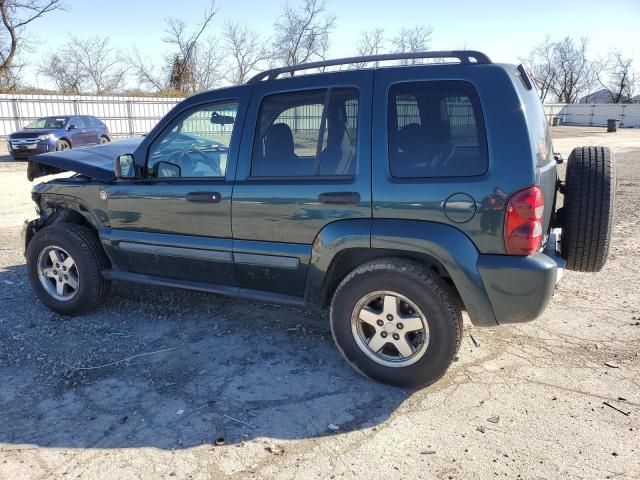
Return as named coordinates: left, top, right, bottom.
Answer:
left=504, top=186, right=544, bottom=255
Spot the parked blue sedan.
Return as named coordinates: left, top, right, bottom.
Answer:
left=8, top=115, right=110, bottom=160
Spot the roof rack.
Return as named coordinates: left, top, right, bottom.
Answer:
left=247, top=50, right=492, bottom=83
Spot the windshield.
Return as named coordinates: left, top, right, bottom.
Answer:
left=25, top=117, right=68, bottom=129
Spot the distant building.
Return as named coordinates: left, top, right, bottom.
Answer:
left=579, top=89, right=614, bottom=103
left=580, top=89, right=639, bottom=104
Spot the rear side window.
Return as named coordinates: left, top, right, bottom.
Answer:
left=251, top=88, right=359, bottom=177
left=90, top=116, right=106, bottom=128
left=69, top=116, right=88, bottom=129
left=388, top=81, right=487, bottom=178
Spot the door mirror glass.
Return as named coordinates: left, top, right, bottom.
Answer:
left=115, top=154, right=136, bottom=179
left=154, top=161, right=181, bottom=178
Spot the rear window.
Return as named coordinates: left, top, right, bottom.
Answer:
left=388, top=80, right=488, bottom=178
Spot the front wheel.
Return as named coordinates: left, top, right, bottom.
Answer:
left=56, top=139, right=71, bottom=151
left=330, top=258, right=462, bottom=388
left=99, top=136, right=110, bottom=144
left=26, top=224, right=111, bottom=315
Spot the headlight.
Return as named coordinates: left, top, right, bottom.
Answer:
left=37, top=133, right=54, bottom=141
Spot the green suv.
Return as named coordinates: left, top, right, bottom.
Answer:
left=23, top=51, right=615, bottom=387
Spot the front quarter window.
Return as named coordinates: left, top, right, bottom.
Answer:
left=147, top=101, right=238, bottom=179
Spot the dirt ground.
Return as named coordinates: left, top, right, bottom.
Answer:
left=0, top=126, right=638, bottom=480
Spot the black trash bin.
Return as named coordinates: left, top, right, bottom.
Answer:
left=607, top=119, right=620, bottom=132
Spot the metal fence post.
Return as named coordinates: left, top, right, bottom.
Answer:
left=620, top=104, right=627, bottom=127
left=590, top=104, right=595, bottom=126
left=126, top=100, right=135, bottom=136
left=11, top=98, right=21, bottom=131
left=72, top=98, right=79, bottom=115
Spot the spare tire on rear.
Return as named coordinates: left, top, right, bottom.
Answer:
left=561, top=146, right=615, bottom=272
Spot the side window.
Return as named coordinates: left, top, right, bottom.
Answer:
left=251, top=88, right=359, bottom=177
left=68, top=117, right=84, bottom=129
left=147, top=101, right=238, bottom=178
left=388, top=81, right=487, bottom=178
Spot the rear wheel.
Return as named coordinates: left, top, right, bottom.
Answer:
left=26, top=224, right=111, bottom=315
left=561, top=146, right=615, bottom=272
left=330, top=258, right=462, bottom=388
left=99, top=136, right=110, bottom=144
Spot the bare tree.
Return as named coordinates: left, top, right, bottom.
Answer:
left=357, top=28, right=385, bottom=57
left=271, top=0, right=336, bottom=69
left=391, top=25, right=433, bottom=64
left=189, top=35, right=225, bottom=92
left=524, top=36, right=597, bottom=103
left=127, top=46, right=165, bottom=93
left=38, top=52, right=85, bottom=94
left=127, top=0, right=221, bottom=94
left=354, top=28, right=385, bottom=68
left=598, top=51, right=637, bottom=103
left=0, top=0, right=63, bottom=88
left=549, top=37, right=595, bottom=103
left=38, top=36, right=126, bottom=94
left=522, top=36, right=556, bottom=102
left=223, top=21, right=269, bottom=84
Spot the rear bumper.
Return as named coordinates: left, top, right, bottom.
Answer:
left=476, top=233, right=566, bottom=325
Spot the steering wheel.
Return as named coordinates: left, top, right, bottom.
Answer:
left=159, top=149, right=220, bottom=177
left=160, top=150, right=192, bottom=177
left=186, top=149, right=222, bottom=177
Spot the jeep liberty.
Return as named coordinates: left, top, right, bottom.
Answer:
left=23, top=51, right=615, bottom=387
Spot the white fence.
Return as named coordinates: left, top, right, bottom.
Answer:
left=1, top=94, right=639, bottom=140
left=0, top=93, right=183, bottom=139
left=544, top=103, right=640, bottom=128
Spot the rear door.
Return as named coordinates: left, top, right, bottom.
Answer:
left=81, top=116, right=99, bottom=144
left=232, top=71, right=373, bottom=296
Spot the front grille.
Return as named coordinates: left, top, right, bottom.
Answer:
left=10, top=137, right=39, bottom=145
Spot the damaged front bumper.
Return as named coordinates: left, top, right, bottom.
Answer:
left=21, top=218, right=40, bottom=257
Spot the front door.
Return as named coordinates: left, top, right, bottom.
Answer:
left=232, top=71, right=373, bottom=296
left=105, top=92, right=248, bottom=285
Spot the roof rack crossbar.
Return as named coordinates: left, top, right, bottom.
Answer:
left=247, top=50, right=491, bottom=83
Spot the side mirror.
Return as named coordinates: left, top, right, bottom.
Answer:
left=115, top=154, right=137, bottom=179
left=67, top=124, right=76, bottom=130
left=154, top=161, right=181, bottom=178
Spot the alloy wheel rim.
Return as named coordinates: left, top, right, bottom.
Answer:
left=37, top=246, right=79, bottom=301
left=351, top=290, right=429, bottom=367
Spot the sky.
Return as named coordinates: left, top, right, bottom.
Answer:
left=20, top=0, right=640, bottom=90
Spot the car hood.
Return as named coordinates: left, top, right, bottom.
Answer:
left=27, top=136, right=144, bottom=182
left=11, top=128, right=59, bottom=138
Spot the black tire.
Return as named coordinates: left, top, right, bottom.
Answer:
left=561, top=146, right=615, bottom=272
left=99, top=136, right=110, bottom=144
left=330, top=258, right=462, bottom=388
left=26, top=223, right=111, bottom=315
left=56, top=139, right=71, bottom=151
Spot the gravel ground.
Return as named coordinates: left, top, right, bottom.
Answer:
left=0, top=126, right=639, bottom=479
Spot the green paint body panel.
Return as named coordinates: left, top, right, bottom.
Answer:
left=27, top=61, right=563, bottom=327
left=477, top=252, right=559, bottom=325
